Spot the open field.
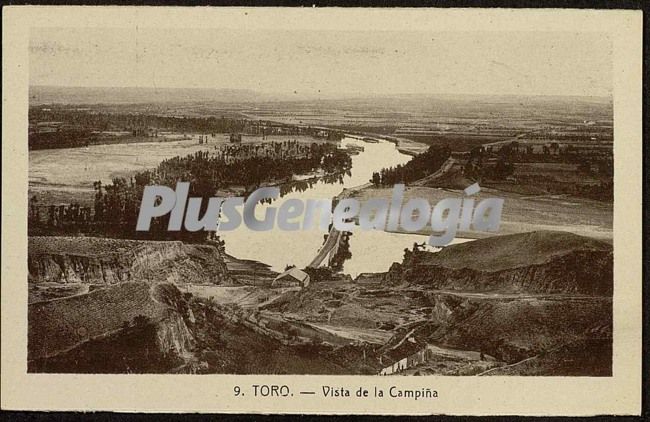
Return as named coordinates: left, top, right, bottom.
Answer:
left=242, top=95, right=612, bottom=151
left=351, top=185, right=612, bottom=241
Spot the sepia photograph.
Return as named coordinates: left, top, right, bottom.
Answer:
left=2, top=6, right=642, bottom=416
left=26, top=25, right=616, bottom=377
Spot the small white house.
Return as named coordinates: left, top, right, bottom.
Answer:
left=271, top=267, right=310, bottom=288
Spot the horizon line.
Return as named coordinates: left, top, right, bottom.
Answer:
left=29, top=84, right=613, bottom=101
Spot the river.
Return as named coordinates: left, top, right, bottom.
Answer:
left=218, top=136, right=468, bottom=278
left=30, top=134, right=467, bottom=278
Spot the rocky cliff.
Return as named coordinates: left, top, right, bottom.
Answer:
left=28, top=236, right=232, bottom=286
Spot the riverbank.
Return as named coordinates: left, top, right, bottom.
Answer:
left=348, top=132, right=428, bottom=156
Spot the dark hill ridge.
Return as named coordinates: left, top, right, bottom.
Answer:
left=386, top=231, right=612, bottom=296
left=427, top=231, right=610, bottom=272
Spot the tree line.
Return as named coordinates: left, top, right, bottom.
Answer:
left=370, top=145, right=451, bottom=186
left=29, top=108, right=346, bottom=150
left=31, top=141, right=352, bottom=242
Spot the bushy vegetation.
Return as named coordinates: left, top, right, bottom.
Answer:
left=31, top=141, right=352, bottom=242
left=29, top=129, right=95, bottom=150
left=465, top=142, right=613, bottom=201
left=370, top=145, right=451, bottom=186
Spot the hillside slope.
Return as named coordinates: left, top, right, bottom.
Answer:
left=424, top=231, right=610, bottom=271
left=386, top=231, right=612, bottom=295
left=28, top=282, right=195, bottom=363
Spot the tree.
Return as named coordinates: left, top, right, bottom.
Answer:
left=491, top=157, right=514, bottom=180
left=370, top=171, right=381, bottom=186
left=376, top=145, right=451, bottom=186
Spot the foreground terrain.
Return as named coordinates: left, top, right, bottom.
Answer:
left=28, top=231, right=612, bottom=376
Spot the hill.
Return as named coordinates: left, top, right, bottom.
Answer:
left=28, top=236, right=233, bottom=299
left=388, top=231, right=613, bottom=295
left=424, top=230, right=610, bottom=272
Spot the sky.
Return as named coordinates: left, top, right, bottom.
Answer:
left=30, top=27, right=612, bottom=98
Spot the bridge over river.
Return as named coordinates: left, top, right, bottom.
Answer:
left=306, top=228, right=342, bottom=268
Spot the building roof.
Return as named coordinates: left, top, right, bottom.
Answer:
left=273, top=267, right=310, bottom=284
